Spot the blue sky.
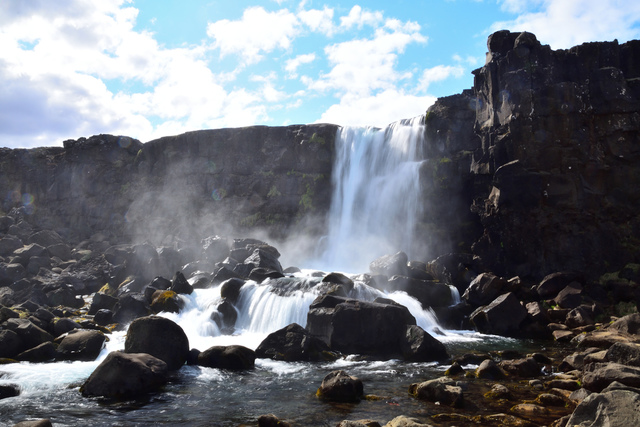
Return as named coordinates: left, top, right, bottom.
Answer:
left=1, top=0, right=640, bottom=148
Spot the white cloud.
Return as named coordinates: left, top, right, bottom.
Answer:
left=418, top=65, right=465, bottom=92
left=493, top=0, right=640, bottom=49
left=340, top=5, right=384, bottom=29
left=305, top=19, right=426, bottom=97
left=297, top=6, right=336, bottom=36
left=206, top=7, right=300, bottom=65
left=317, top=90, right=436, bottom=127
left=285, top=53, right=316, bottom=78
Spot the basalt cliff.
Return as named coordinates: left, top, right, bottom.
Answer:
left=2, top=30, right=640, bottom=282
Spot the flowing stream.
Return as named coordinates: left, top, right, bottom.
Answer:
left=0, top=119, right=519, bottom=426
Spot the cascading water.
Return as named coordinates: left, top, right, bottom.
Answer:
left=318, top=117, right=426, bottom=272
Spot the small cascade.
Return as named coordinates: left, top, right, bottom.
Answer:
left=318, top=117, right=426, bottom=272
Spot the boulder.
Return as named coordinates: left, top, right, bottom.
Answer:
left=210, top=299, right=237, bottom=332
left=384, top=416, right=432, bottom=427
left=306, top=295, right=416, bottom=358
left=197, top=345, right=255, bottom=370
left=5, top=318, right=54, bottom=350
left=257, top=414, right=292, bottom=427
left=243, top=247, right=283, bottom=275
left=150, top=290, right=184, bottom=314
left=80, top=351, right=168, bottom=399
left=553, top=282, right=584, bottom=309
left=386, top=276, right=453, bottom=308
left=409, top=376, right=464, bottom=407
left=401, top=325, right=449, bottom=362
left=582, top=362, right=640, bottom=392
left=170, top=271, right=193, bottom=295
left=0, top=384, right=20, bottom=400
left=536, top=272, right=584, bottom=299
left=499, top=357, right=541, bottom=378
left=219, top=278, right=245, bottom=303
left=469, top=292, right=528, bottom=336
left=201, top=235, right=229, bottom=263
left=462, top=272, right=507, bottom=306
left=112, top=293, right=151, bottom=324
left=369, top=252, right=408, bottom=277
left=56, top=329, right=106, bottom=361
left=255, top=323, right=336, bottom=362
left=0, top=236, right=23, bottom=257
left=566, top=382, right=640, bottom=427
left=12, top=243, right=47, bottom=266
left=12, top=420, right=53, bottom=427
left=53, top=318, right=80, bottom=337
left=94, top=309, right=113, bottom=326
left=0, top=329, right=23, bottom=358
left=16, top=342, right=56, bottom=362
left=476, top=359, right=506, bottom=379
left=606, top=313, right=640, bottom=335
left=88, top=293, right=118, bottom=315
left=606, top=342, right=640, bottom=367
left=124, top=315, right=189, bottom=371
left=322, top=272, right=354, bottom=293
left=317, top=370, right=363, bottom=403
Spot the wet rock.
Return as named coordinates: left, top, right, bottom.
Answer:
left=12, top=243, right=47, bottom=266
left=93, top=309, right=113, bottom=326
left=470, top=292, right=528, bottom=336
left=56, top=329, right=105, bottom=361
left=0, top=384, right=20, bottom=400
left=124, top=315, right=189, bottom=371
left=369, top=252, right=408, bottom=277
left=476, top=359, right=506, bottom=379
left=384, top=416, right=432, bottom=427
left=317, top=370, right=364, bottom=403
left=306, top=295, right=416, bottom=358
left=545, top=379, right=581, bottom=391
left=499, top=357, right=541, bottom=378
left=46, top=285, right=84, bottom=309
left=322, top=272, right=354, bottom=293
left=566, top=381, right=640, bottom=426
left=337, top=420, right=381, bottom=427
left=197, top=345, right=255, bottom=370
left=0, top=236, right=22, bottom=257
left=16, top=342, right=56, bottom=362
left=12, top=420, right=52, bottom=427
left=170, top=271, right=193, bottom=295
left=219, top=278, right=245, bottom=303
left=409, top=376, right=464, bottom=407
left=112, top=293, right=151, bottom=324
left=484, top=383, right=510, bottom=399
left=88, top=293, right=118, bottom=315
left=53, top=317, right=81, bottom=337
left=257, top=414, right=292, bottom=427
left=80, top=351, right=168, bottom=399
left=150, top=290, right=183, bottom=314
left=445, top=361, right=465, bottom=376
left=535, top=392, right=565, bottom=406
left=401, top=325, right=449, bottom=362
left=243, top=247, right=283, bottom=275
left=201, top=235, right=229, bottom=263
left=386, top=276, right=453, bottom=308
left=0, top=330, right=23, bottom=358
left=210, top=299, right=237, bottom=332
left=255, top=323, right=336, bottom=362
left=509, top=403, right=549, bottom=419
left=5, top=318, right=54, bottom=350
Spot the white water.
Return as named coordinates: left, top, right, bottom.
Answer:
left=318, top=117, right=426, bottom=272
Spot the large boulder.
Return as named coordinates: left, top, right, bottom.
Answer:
left=5, top=318, right=53, bottom=350
left=80, top=351, right=168, bottom=399
left=306, top=295, right=416, bottom=358
left=170, top=271, right=193, bottom=295
left=16, top=342, right=57, bottom=362
left=566, top=382, right=640, bottom=426
left=124, top=315, right=189, bottom=371
left=112, top=293, right=151, bottom=324
left=255, top=323, right=336, bottom=362
left=606, top=342, right=640, bottom=367
left=469, top=292, right=528, bottom=337
left=316, top=370, right=364, bottom=403
left=369, top=252, right=408, bottom=277
left=386, top=276, right=453, bottom=308
left=0, top=329, right=23, bottom=358
left=462, top=272, right=507, bottom=306
left=56, top=329, right=106, bottom=361
left=197, top=345, right=255, bottom=370
left=582, top=362, right=640, bottom=392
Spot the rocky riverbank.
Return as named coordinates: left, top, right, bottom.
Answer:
left=1, top=204, right=639, bottom=426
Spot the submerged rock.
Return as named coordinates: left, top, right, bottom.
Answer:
left=317, top=370, right=364, bottom=403
left=409, top=376, right=463, bottom=407
left=197, top=345, right=255, bottom=370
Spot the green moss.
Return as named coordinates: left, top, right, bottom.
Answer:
left=240, top=212, right=261, bottom=227
left=309, top=132, right=326, bottom=145
left=299, top=183, right=314, bottom=211
left=614, top=301, right=638, bottom=317
left=267, top=185, right=281, bottom=198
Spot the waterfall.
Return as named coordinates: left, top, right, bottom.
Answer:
left=318, top=116, right=426, bottom=272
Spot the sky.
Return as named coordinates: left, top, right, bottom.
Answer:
left=1, top=0, right=640, bottom=148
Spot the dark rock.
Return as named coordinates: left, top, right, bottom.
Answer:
left=462, top=272, right=507, bottom=306
left=553, top=282, right=583, bottom=309
left=582, top=362, right=640, bottom=392
left=0, top=263, right=26, bottom=285
left=46, top=285, right=84, bottom=309
left=317, top=370, right=363, bottom=403
left=401, top=325, right=449, bottom=362
left=258, top=414, right=291, bottom=427
left=566, top=382, right=640, bottom=426
left=322, top=272, right=354, bottom=293
left=210, top=299, right=237, bottom=331
left=499, top=357, right=540, bottom=378
left=0, top=384, right=20, bottom=400
left=5, top=318, right=54, bottom=350
left=56, top=329, right=106, bottom=361
left=124, top=315, right=189, bottom=371
left=212, top=266, right=243, bottom=286
left=94, top=309, right=113, bottom=326
left=12, top=420, right=53, bottom=427
left=606, top=342, right=640, bottom=367
left=306, top=296, right=416, bottom=358
left=150, top=276, right=172, bottom=290
left=469, top=292, right=528, bottom=336
left=12, top=243, right=47, bottom=266
left=197, top=345, right=255, bottom=370
left=170, top=271, right=193, bottom=295
left=248, top=268, right=284, bottom=282
left=255, top=323, right=336, bottom=362
left=409, top=376, right=463, bottom=407
left=219, top=278, right=245, bottom=303
left=386, top=276, right=453, bottom=308
left=16, top=342, right=56, bottom=362
left=150, top=290, right=184, bottom=314
left=112, top=293, right=151, bottom=324
left=607, top=313, right=640, bottom=335
left=0, top=330, right=23, bottom=358
left=201, top=235, right=229, bottom=263
left=0, top=236, right=22, bottom=257
left=80, top=351, right=168, bottom=399
left=53, top=317, right=80, bottom=337
left=536, top=272, right=585, bottom=299
left=186, top=348, right=200, bottom=365
left=88, top=293, right=118, bottom=315
left=565, top=305, right=594, bottom=328
left=369, top=252, right=408, bottom=277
